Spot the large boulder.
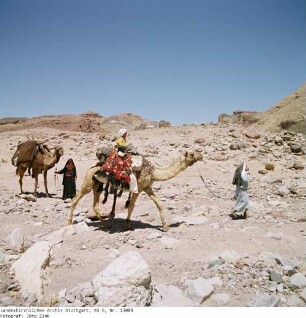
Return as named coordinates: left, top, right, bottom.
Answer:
left=11, top=241, right=51, bottom=300
left=92, top=251, right=153, bottom=306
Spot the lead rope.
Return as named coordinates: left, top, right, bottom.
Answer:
left=195, top=158, right=234, bottom=201
left=54, top=165, right=60, bottom=188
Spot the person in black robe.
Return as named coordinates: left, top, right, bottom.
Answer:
left=55, top=158, right=77, bottom=200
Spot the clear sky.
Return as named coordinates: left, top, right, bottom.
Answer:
left=0, top=0, right=305, bottom=125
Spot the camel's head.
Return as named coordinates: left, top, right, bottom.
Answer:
left=55, top=146, right=64, bottom=157
left=183, top=151, right=203, bottom=166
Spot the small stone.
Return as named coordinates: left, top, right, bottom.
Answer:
left=270, top=270, right=283, bottom=284
left=208, top=257, right=224, bottom=268
left=289, top=143, right=302, bottom=153
left=0, top=296, right=14, bottom=306
left=289, top=273, right=306, bottom=289
left=287, top=294, right=304, bottom=306
left=258, top=169, right=268, bottom=174
left=265, top=163, right=275, bottom=171
left=244, top=129, right=261, bottom=139
left=230, top=144, right=239, bottom=150
left=194, top=138, right=205, bottom=144
left=65, top=291, right=76, bottom=303
left=248, top=293, right=280, bottom=307
left=292, top=161, right=304, bottom=170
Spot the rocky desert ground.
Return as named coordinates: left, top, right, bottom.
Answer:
left=0, top=116, right=305, bottom=308
left=0, top=83, right=305, bottom=309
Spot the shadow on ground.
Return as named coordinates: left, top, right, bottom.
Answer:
left=82, top=218, right=184, bottom=234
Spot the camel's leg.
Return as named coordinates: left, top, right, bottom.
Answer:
left=18, top=167, right=26, bottom=194
left=102, top=183, right=109, bottom=204
left=92, top=182, right=109, bottom=227
left=68, top=166, right=100, bottom=225
left=67, top=184, right=92, bottom=225
left=43, top=170, right=51, bottom=197
left=144, top=187, right=169, bottom=232
left=124, top=193, right=131, bottom=209
left=125, top=192, right=139, bottom=230
left=33, top=173, right=39, bottom=197
left=102, top=183, right=116, bottom=219
left=109, top=190, right=117, bottom=219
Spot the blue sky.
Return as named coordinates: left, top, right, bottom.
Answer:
left=0, top=0, right=305, bottom=125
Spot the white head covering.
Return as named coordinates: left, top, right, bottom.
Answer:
left=118, top=128, right=127, bottom=137
left=232, top=162, right=245, bottom=186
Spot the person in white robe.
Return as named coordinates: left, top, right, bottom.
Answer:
left=232, top=162, right=249, bottom=219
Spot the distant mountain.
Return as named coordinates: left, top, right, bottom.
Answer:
left=219, top=83, right=306, bottom=134
left=0, top=112, right=158, bottom=136
left=1, top=83, right=305, bottom=135
left=251, top=83, right=306, bottom=134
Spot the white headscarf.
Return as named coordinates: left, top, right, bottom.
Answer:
left=118, top=128, right=127, bottom=137
left=233, top=162, right=247, bottom=186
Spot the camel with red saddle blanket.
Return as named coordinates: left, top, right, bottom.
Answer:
left=67, top=150, right=203, bottom=231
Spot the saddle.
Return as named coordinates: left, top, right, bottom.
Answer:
left=94, top=148, right=132, bottom=191
left=12, top=140, right=40, bottom=166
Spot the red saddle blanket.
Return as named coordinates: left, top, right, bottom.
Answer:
left=101, top=148, right=132, bottom=184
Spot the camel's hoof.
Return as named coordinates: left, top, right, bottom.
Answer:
left=67, top=220, right=72, bottom=225
left=109, top=212, right=115, bottom=220
left=163, top=225, right=170, bottom=232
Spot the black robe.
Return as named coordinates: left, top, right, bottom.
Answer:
left=57, top=167, right=77, bottom=199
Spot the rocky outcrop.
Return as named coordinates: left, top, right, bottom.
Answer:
left=218, top=110, right=259, bottom=126
left=251, top=83, right=306, bottom=134
left=218, top=83, right=306, bottom=135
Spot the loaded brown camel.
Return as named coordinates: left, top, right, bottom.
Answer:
left=13, top=142, right=64, bottom=197
left=68, top=150, right=203, bottom=231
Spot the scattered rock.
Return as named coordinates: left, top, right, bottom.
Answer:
left=152, top=284, right=196, bottom=306
left=186, top=277, right=214, bottom=303
left=248, top=293, right=280, bottom=307
left=92, top=251, right=153, bottom=306
left=244, top=129, right=261, bottom=139
left=6, top=227, right=24, bottom=252
left=265, top=163, right=275, bottom=171
left=11, top=241, right=52, bottom=300
left=292, top=161, right=304, bottom=170
left=289, top=273, right=306, bottom=289
left=194, top=138, right=206, bottom=144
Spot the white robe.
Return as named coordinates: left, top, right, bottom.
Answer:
left=233, top=172, right=249, bottom=212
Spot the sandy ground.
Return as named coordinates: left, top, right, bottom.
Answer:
left=0, top=124, right=305, bottom=307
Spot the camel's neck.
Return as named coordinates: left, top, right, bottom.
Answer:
left=152, top=155, right=189, bottom=181
left=44, top=149, right=60, bottom=166
left=55, top=150, right=61, bottom=164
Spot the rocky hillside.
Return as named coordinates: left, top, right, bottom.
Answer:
left=218, top=83, right=306, bottom=134
left=1, top=83, right=305, bottom=136
left=0, top=112, right=159, bottom=137
left=252, top=83, right=306, bottom=134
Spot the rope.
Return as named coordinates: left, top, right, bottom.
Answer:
left=195, top=162, right=232, bottom=200
left=54, top=165, right=61, bottom=188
